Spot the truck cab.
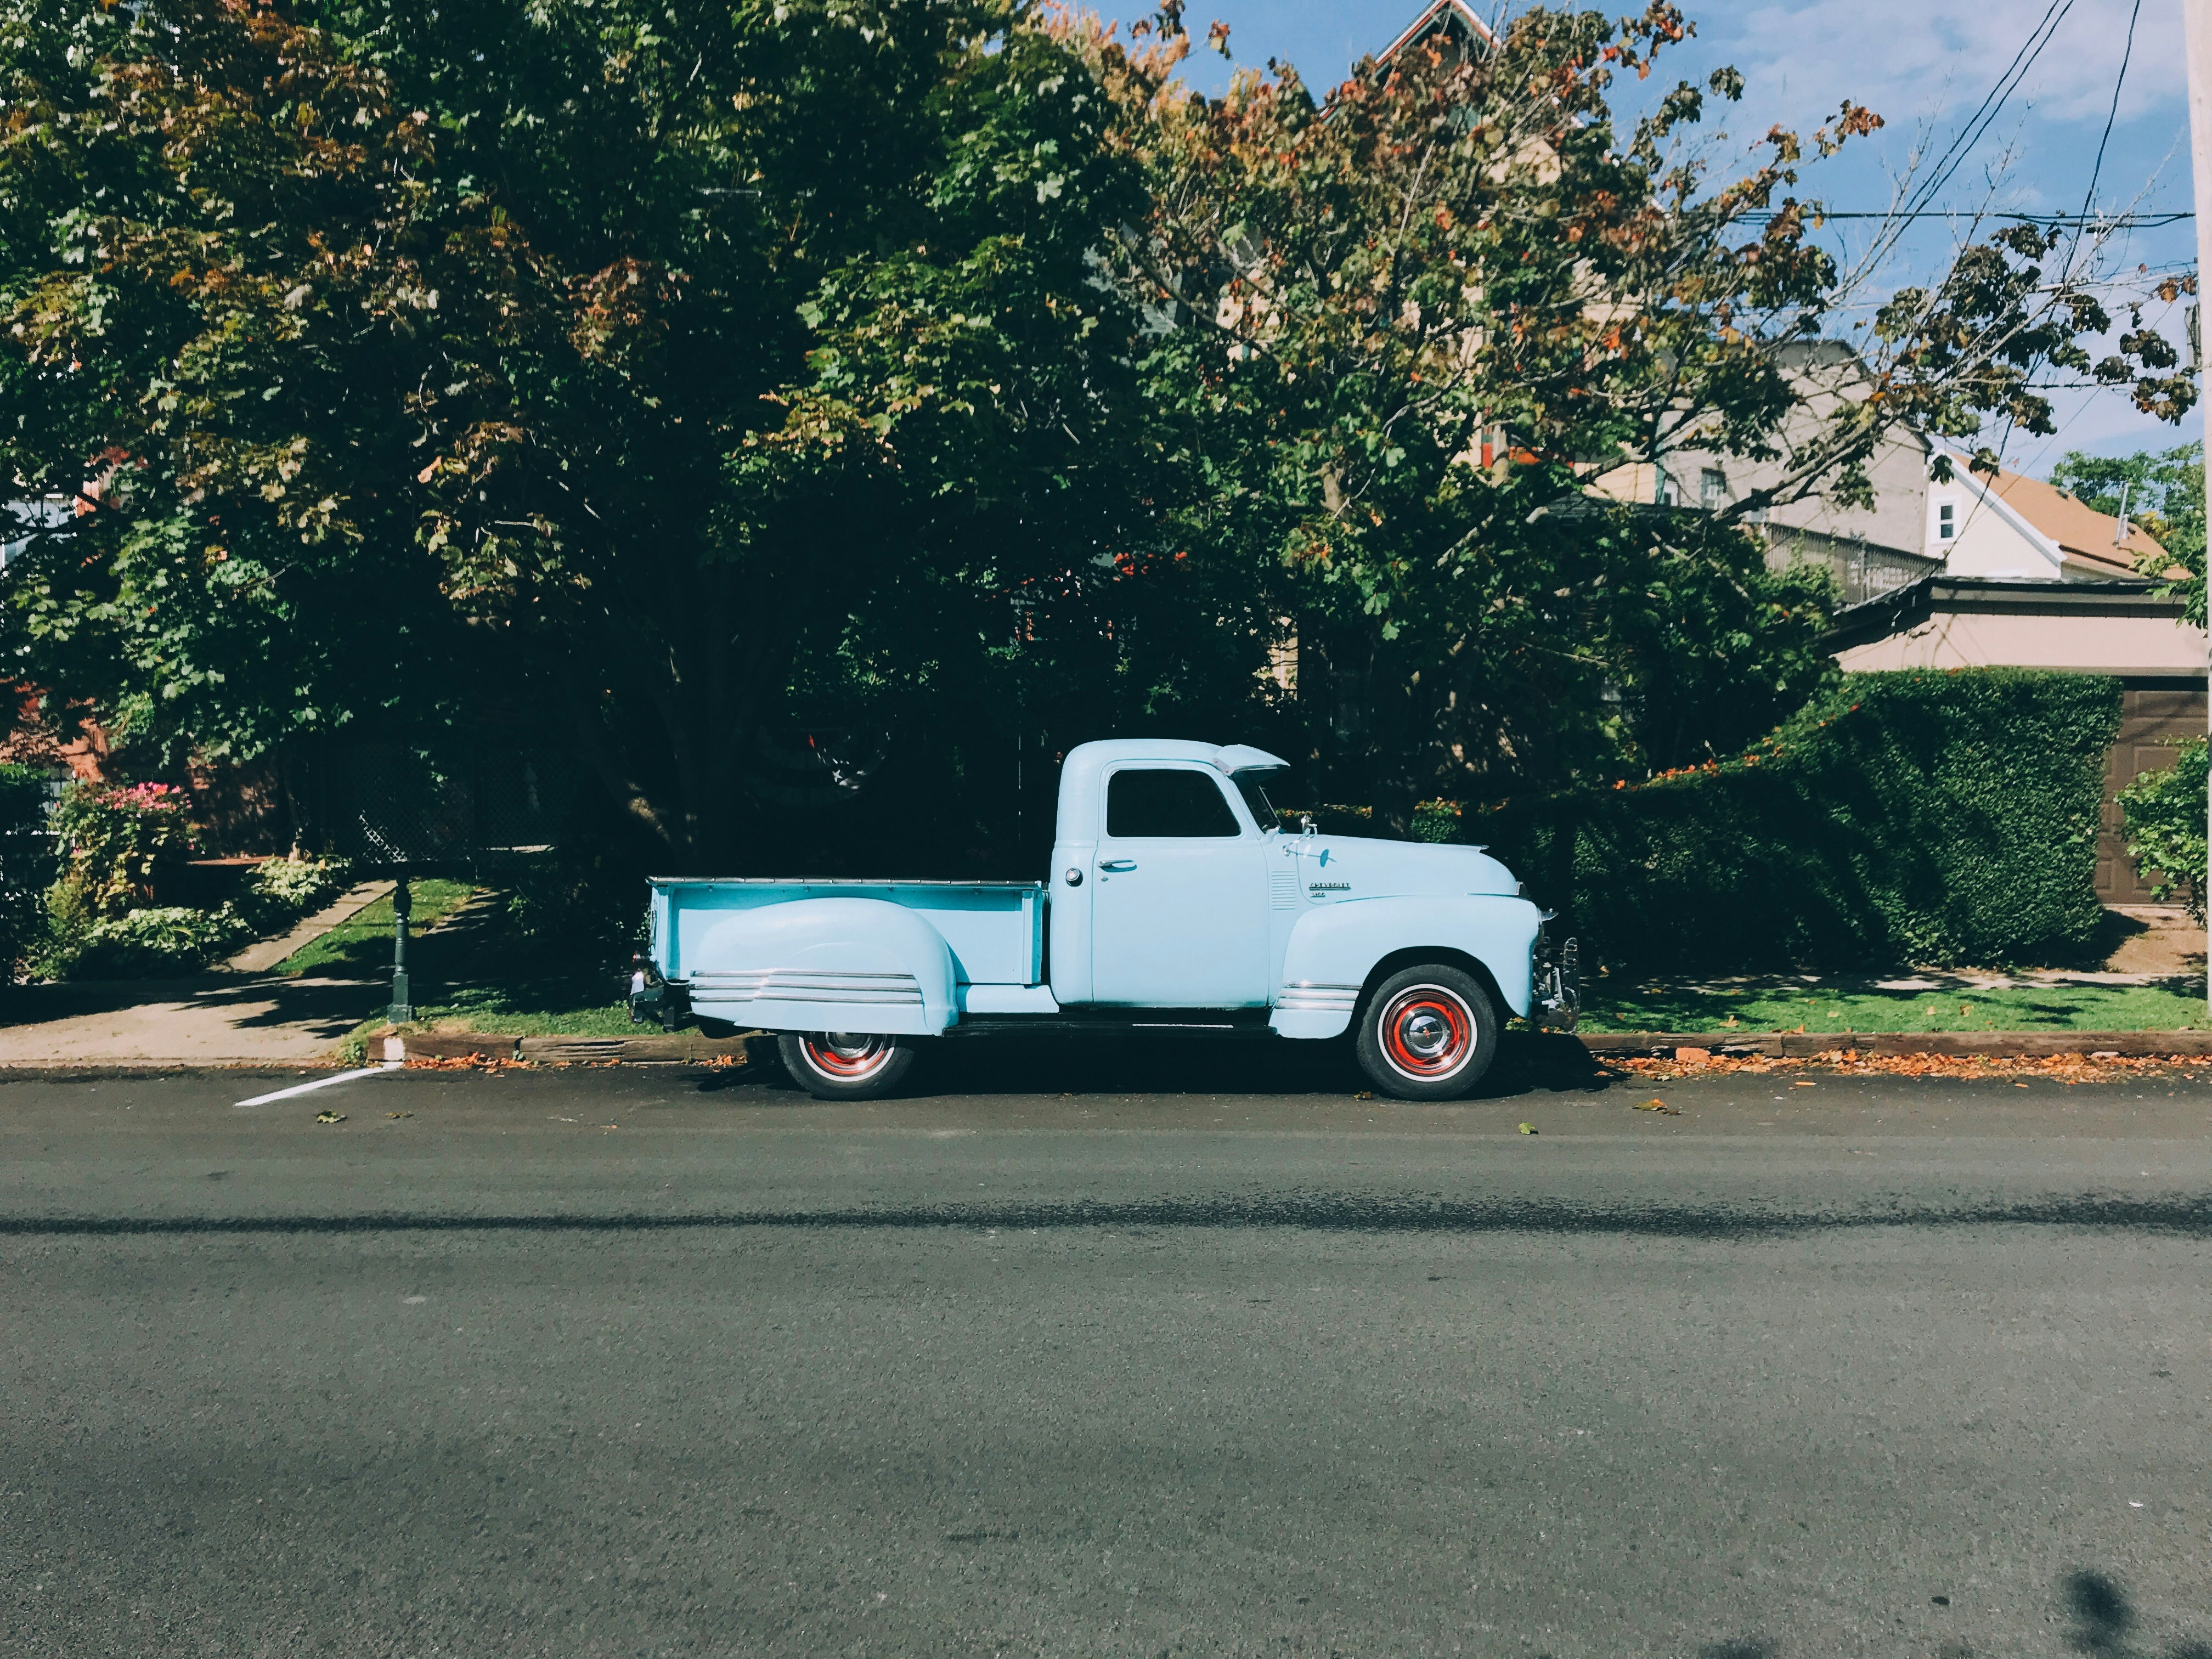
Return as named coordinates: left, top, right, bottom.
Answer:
left=644, top=738, right=1575, bottom=1100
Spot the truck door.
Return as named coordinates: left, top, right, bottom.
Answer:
left=1088, top=764, right=1268, bottom=1007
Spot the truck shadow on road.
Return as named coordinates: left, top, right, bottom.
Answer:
left=746, top=1028, right=1609, bottom=1102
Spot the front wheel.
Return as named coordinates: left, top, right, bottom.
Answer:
left=1353, top=966, right=1500, bottom=1101
left=777, top=1031, right=919, bottom=1101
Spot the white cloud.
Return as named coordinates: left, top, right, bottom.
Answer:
left=1716, top=0, right=2182, bottom=136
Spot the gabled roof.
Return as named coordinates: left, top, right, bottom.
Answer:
left=1983, top=467, right=2169, bottom=574
left=1375, top=0, right=1498, bottom=67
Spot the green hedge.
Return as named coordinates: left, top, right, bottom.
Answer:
left=1463, top=670, right=2121, bottom=972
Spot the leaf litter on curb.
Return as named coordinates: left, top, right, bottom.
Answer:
left=1605, top=1051, right=2210, bottom=1084
left=1517, top=1122, right=1538, bottom=1135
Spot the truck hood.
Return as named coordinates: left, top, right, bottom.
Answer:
left=1273, top=832, right=1524, bottom=903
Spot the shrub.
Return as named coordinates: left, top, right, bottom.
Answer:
left=505, top=849, right=647, bottom=970
left=2117, top=737, right=2208, bottom=923
left=50, top=781, right=197, bottom=918
left=1471, top=669, right=2121, bottom=972
left=65, top=906, right=252, bottom=979
left=235, top=854, right=352, bottom=932
left=39, top=852, right=353, bottom=980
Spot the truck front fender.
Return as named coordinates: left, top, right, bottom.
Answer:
left=686, top=898, right=957, bottom=1036
left=1271, top=895, right=1543, bottom=1039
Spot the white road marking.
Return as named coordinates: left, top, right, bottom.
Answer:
left=234, top=1068, right=391, bottom=1109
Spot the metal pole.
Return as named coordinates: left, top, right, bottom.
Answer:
left=389, top=876, right=414, bottom=1024
left=2187, top=0, right=2212, bottom=1014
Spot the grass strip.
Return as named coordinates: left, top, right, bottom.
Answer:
left=1582, top=978, right=2212, bottom=1035
left=276, top=879, right=478, bottom=977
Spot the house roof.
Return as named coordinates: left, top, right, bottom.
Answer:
left=1978, top=466, right=2169, bottom=575
left=1375, top=0, right=1498, bottom=66
left=1822, top=574, right=2204, bottom=681
left=1826, top=573, right=2190, bottom=648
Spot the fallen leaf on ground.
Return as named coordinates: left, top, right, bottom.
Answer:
left=1352, top=1091, right=1374, bottom=1101
left=1517, top=1121, right=1538, bottom=1135
left=1607, top=1051, right=2203, bottom=1083
left=1634, top=1099, right=1678, bottom=1114
left=387, top=1110, right=412, bottom=1119
left=315, top=1110, right=345, bottom=1124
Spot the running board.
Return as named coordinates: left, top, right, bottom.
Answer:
left=945, top=1011, right=1277, bottom=1039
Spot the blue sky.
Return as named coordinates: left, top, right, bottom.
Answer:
left=1107, top=0, right=2200, bottom=476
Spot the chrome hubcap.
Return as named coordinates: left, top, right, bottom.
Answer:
left=1400, top=1010, right=1451, bottom=1058
left=803, top=1032, right=894, bottom=1078
left=1378, top=985, right=1476, bottom=1081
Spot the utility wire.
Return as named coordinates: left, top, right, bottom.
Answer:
left=2078, top=0, right=2143, bottom=229
left=1901, top=0, right=2077, bottom=224
left=1738, top=211, right=2191, bottom=227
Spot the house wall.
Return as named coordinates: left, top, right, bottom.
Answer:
left=1833, top=608, right=2206, bottom=676
left=1758, top=425, right=1932, bottom=557
left=1934, top=478, right=2060, bottom=580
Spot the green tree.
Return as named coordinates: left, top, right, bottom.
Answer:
left=1069, top=4, right=2196, bottom=808
left=0, top=0, right=1220, bottom=865
left=2116, top=736, right=2208, bottom=923
left=2049, top=442, right=2205, bottom=627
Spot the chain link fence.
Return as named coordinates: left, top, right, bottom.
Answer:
left=316, top=747, right=583, bottom=870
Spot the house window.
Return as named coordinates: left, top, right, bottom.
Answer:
left=1938, top=502, right=1955, bottom=541
left=1699, top=468, right=1726, bottom=511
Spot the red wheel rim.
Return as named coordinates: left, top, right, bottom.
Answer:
left=1376, top=986, right=1475, bottom=1081
left=800, top=1033, right=894, bottom=1079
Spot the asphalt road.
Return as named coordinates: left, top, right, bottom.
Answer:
left=2, top=1040, right=2209, bottom=1658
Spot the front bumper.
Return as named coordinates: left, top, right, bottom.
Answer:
left=1533, top=933, right=1580, bottom=1032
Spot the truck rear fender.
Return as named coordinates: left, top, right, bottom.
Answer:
left=687, top=898, right=957, bottom=1037
left=1271, top=895, right=1541, bottom=1039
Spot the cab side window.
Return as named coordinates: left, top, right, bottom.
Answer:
left=1106, top=769, right=1242, bottom=838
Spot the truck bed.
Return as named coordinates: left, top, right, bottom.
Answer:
left=650, top=878, right=1045, bottom=990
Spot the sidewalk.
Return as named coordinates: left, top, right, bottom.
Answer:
left=0, top=970, right=382, bottom=1065
left=0, top=881, right=401, bottom=1066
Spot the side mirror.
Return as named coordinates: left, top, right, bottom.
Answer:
left=1300, top=815, right=1317, bottom=838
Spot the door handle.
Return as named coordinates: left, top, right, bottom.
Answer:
left=1098, top=859, right=1137, bottom=872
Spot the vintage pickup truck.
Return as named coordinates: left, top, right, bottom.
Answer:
left=641, top=739, right=1576, bottom=1100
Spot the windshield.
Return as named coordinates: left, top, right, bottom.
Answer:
left=1232, top=770, right=1283, bottom=833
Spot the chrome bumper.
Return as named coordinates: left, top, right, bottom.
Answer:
left=1534, top=935, right=1580, bottom=1032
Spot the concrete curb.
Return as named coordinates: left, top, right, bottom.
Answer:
left=393, top=1030, right=754, bottom=1065
left=1577, top=1029, right=2212, bottom=1059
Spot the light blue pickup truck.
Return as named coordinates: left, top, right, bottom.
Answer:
left=642, top=739, right=1576, bottom=1100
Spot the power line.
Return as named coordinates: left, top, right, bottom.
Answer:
left=2077, top=0, right=2144, bottom=229
left=1739, top=211, right=2192, bottom=228
left=1903, top=0, right=2078, bottom=224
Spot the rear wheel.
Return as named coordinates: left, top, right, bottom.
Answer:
left=1353, top=965, right=1499, bottom=1101
left=777, top=1031, right=919, bottom=1100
